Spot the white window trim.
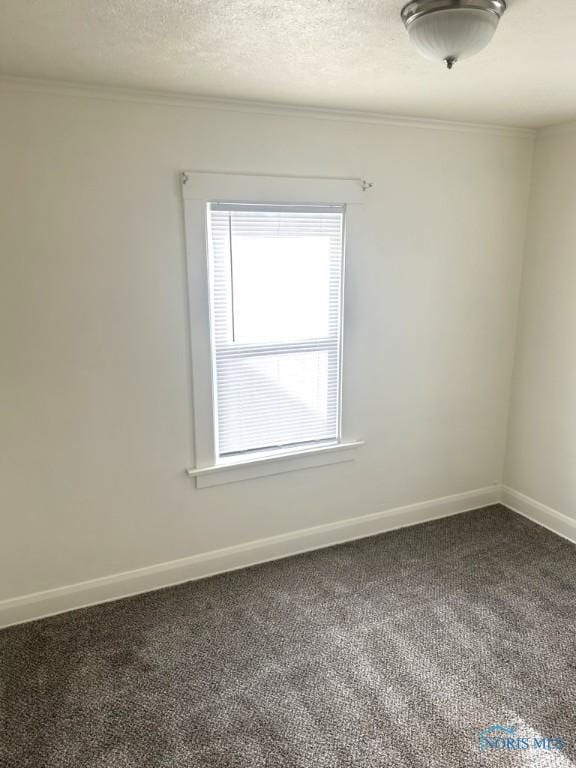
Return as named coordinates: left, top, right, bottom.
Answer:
left=182, top=171, right=366, bottom=488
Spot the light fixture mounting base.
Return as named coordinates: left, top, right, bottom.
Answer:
left=401, top=0, right=507, bottom=27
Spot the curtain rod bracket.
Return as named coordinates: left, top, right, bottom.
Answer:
left=361, top=180, right=373, bottom=192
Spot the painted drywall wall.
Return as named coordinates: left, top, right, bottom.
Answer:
left=505, top=126, right=576, bottom=516
left=0, top=85, right=532, bottom=602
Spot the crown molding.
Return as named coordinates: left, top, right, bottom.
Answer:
left=0, top=75, right=535, bottom=139
left=537, top=120, right=576, bottom=139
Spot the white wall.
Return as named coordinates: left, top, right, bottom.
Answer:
left=505, top=126, right=576, bottom=516
left=0, top=85, right=533, bottom=604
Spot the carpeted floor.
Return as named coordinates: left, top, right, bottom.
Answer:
left=1, top=504, right=576, bottom=767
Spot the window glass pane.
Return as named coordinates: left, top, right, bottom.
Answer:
left=231, top=231, right=331, bottom=343
left=216, top=349, right=337, bottom=455
left=208, top=203, right=344, bottom=457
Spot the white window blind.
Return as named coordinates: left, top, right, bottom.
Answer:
left=207, top=203, right=345, bottom=458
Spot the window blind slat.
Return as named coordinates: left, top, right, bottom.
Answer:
left=208, top=203, right=344, bottom=457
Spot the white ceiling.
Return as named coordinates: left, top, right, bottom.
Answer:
left=0, top=0, right=573, bottom=128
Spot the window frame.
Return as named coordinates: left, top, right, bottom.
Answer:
left=182, top=172, right=364, bottom=488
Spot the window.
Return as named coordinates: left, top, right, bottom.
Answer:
left=183, top=173, right=364, bottom=487
left=209, top=203, right=344, bottom=457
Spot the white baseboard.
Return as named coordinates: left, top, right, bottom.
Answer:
left=500, top=486, right=576, bottom=545
left=0, top=485, right=499, bottom=630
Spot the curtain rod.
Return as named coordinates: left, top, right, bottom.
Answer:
left=181, top=171, right=373, bottom=191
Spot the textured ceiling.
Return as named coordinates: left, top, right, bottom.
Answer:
left=0, top=0, right=573, bottom=128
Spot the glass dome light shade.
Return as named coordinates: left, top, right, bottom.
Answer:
left=401, top=1, right=507, bottom=68
left=408, top=8, right=499, bottom=64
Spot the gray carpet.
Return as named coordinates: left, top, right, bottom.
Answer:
left=1, top=505, right=576, bottom=767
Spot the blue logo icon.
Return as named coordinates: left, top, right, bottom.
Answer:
left=479, top=724, right=565, bottom=752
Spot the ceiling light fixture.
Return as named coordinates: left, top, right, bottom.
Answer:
left=401, top=0, right=507, bottom=69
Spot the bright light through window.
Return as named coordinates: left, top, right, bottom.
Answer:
left=208, top=203, right=345, bottom=458
left=231, top=235, right=331, bottom=343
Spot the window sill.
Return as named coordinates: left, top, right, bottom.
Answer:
left=186, top=440, right=364, bottom=488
